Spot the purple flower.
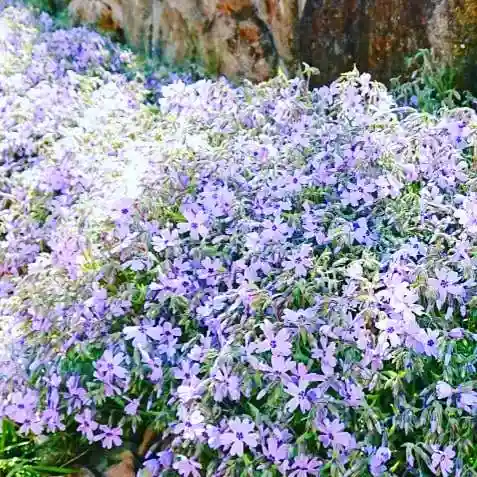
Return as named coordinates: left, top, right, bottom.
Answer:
left=285, top=379, right=312, bottom=413
left=75, top=408, right=99, bottom=442
left=65, top=375, right=90, bottom=412
left=457, top=390, right=477, bottom=412
left=256, top=320, right=291, bottom=356
left=123, top=320, right=164, bottom=347
left=198, top=256, right=222, bottom=285
left=94, top=350, right=128, bottom=384
left=175, top=407, right=205, bottom=440
left=6, top=391, right=38, bottom=424
left=376, top=318, right=402, bottom=347
left=178, top=209, right=209, bottom=240
left=317, top=418, right=355, bottom=451
left=172, top=360, right=200, bottom=382
left=212, top=366, right=241, bottom=402
left=264, top=355, right=296, bottom=378
left=94, top=424, right=123, bottom=449
left=290, top=455, right=322, bottom=477
left=173, top=457, right=202, bottom=477
left=263, top=436, right=289, bottom=463
left=283, top=244, right=313, bottom=277
left=19, top=415, right=43, bottom=435
left=369, top=447, right=391, bottom=476
left=430, top=445, right=455, bottom=477
left=261, top=217, right=290, bottom=242
left=125, top=398, right=140, bottom=416
left=428, top=268, right=464, bottom=309
left=436, top=382, right=454, bottom=400
left=420, top=329, right=440, bottom=358
left=220, top=418, right=258, bottom=456
left=41, top=408, right=65, bottom=432
left=151, top=228, right=179, bottom=252
left=312, top=340, right=337, bottom=376
left=341, top=179, right=375, bottom=206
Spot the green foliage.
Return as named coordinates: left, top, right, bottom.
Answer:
left=390, top=49, right=476, bottom=113
left=0, top=420, right=77, bottom=477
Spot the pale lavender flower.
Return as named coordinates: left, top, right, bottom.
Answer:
left=94, top=350, right=128, bottom=383
left=75, top=408, right=99, bottom=442
left=283, top=244, right=313, bottom=277
left=430, top=445, right=455, bottom=477
left=261, top=217, right=289, bottom=242
left=125, top=398, right=140, bottom=416
left=376, top=318, right=402, bottom=347
left=290, top=455, right=322, bottom=477
left=285, top=379, right=312, bottom=413
left=173, top=360, right=200, bottom=382
left=94, top=425, right=123, bottom=449
left=173, top=457, right=202, bottom=477
left=428, top=268, right=464, bottom=308
left=123, top=320, right=164, bottom=347
left=317, top=418, right=355, bottom=451
left=220, top=418, right=258, bottom=456
left=178, top=209, right=209, bottom=240
left=19, top=415, right=43, bottom=435
left=212, top=366, right=240, bottom=402
left=369, top=447, right=391, bottom=476
left=198, top=256, right=222, bottom=285
left=151, top=228, right=179, bottom=252
left=263, top=436, right=289, bottom=463
left=175, top=407, right=205, bottom=440
left=256, top=320, right=292, bottom=356
left=457, top=390, right=477, bottom=412
left=436, top=382, right=454, bottom=400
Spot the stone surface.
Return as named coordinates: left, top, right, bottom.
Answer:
left=105, top=451, right=135, bottom=477
left=67, top=0, right=477, bottom=85
left=69, top=0, right=303, bottom=81
left=298, top=0, right=438, bottom=85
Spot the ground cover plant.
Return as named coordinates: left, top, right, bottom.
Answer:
left=1, top=2, right=477, bottom=476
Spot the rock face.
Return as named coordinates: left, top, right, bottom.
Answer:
left=68, top=0, right=305, bottom=82
left=68, top=0, right=477, bottom=85
left=299, top=0, right=437, bottom=85
left=298, top=0, right=477, bottom=86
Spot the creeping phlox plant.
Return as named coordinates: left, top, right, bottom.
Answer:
left=1, top=3, right=477, bottom=477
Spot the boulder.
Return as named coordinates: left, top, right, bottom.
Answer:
left=67, top=0, right=477, bottom=86
left=68, top=0, right=303, bottom=82
left=298, top=0, right=477, bottom=87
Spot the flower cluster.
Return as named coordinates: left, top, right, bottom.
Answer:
left=1, top=3, right=477, bottom=476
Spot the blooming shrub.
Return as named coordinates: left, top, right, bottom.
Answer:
left=1, top=3, right=477, bottom=476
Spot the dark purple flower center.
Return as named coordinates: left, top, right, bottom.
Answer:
left=272, top=225, right=277, bottom=231
left=387, top=327, right=395, bottom=333
left=270, top=340, right=277, bottom=348
left=427, top=339, right=435, bottom=347
left=107, top=363, right=114, bottom=370
left=191, top=222, right=198, bottom=229
left=121, top=208, right=129, bottom=215
left=299, top=391, right=307, bottom=399
left=236, top=431, right=244, bottom=440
